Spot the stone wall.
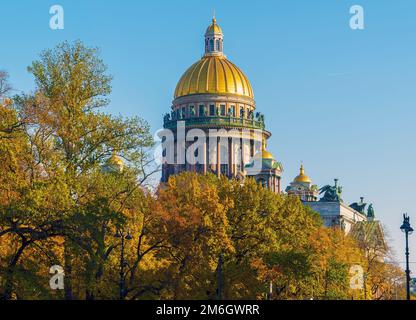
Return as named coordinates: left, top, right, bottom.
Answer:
left=305, top=201, right=367, bottom=234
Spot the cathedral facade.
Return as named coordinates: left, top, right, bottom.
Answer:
left=161, top=18, right=282, bottom=192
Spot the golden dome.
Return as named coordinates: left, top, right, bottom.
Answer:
left=294, top=164, right=311, bottom=183
left=254, top=149, right=274, bottom=160
left=254, top=142, right=275, bottom=160
left=174, top=55, right=254, bottom=99
left=105, top=152, right=124, bottom=172
left=248, top=143, right=282, bottom=172
left=205, top=17, right=222, bottom=35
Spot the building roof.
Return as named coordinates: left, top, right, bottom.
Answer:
left=350, top=220, right=387, bottom=251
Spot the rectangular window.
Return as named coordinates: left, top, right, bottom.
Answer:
left=221, top=164, right=228, bottom=175
left=199, top=105, right=205, bottom=116
left=220, top=104, right=226, bottom=116
left=229, top=105, right=235, bottom=117
left=182, top=107, right=186, bottom=118
left=209, top=104, right=215, bottom=116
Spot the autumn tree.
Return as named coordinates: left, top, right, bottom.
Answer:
left=143, top=173, right=363, bottom=300
left=144, top=173, right=376, bottom=300
left=0, top=42, right=155, bottom=299
left=0, top=70, right=12, bottom=99
left=350, top=223, right=403, bottom=299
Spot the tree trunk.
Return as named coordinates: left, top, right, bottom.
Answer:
left=64, top=240, right=74, bottom=300
left=2, top=240, right=28, bottom=300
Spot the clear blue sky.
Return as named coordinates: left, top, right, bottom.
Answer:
left=1, top=0, right=416, bottom=268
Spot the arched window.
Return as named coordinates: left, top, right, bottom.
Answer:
left=216, top=39, right=220, bottom=51
left=209, top=39, right=214, bottom=51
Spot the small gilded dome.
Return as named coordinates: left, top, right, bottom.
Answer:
left=205, top=17, right=223, bottom=35
left=247, top=143, right=282, bottom=172
left=294, top=164, right=311, bottom=183
left=174, top=56, right=253, bottom=99
left=103, top=152, right=124, bottom=173
left=254, top=147, right=275, bottom=160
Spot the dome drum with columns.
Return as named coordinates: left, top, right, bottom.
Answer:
left=161, top=17, right=279, bottom=188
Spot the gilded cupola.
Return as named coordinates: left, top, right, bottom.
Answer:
left=174, top=17, right=254, bottom=100
left=102, top=151, right=124, bottom=173
left=294, top=164, right=312, bottom=183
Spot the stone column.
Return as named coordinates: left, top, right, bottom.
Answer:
left=241, top=138, right=246, bottom=172
left=217, top=136, right=221, bottom=177
left=228, top=138, right=232, bottom=177
left=203, top=137, right=207, bottom=175
left=230, top=138, right=235, bottom=177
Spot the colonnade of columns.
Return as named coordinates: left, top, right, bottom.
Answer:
left=164, top=135, right=250, bottom=179
left=267, top=175, right=281, bottom=193
left=161, top=133, right=281, bottom=194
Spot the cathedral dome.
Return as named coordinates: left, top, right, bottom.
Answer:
left=174, top=56, right=254, bottom=99
left=174, top=18, right=254, bottom=100
left=293, top=164, right=311, bottom=183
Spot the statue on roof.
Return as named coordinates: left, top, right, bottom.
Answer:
left=367, top=204, right=375, bottom=219
left=340, top=218, right=346, bottom=231
left=163, top=113, right=171, bottom=124
left=350, top=197, right=367, bottom=214
left=319, top=179, right=343, bottom=202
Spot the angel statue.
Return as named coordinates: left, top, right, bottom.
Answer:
left=349, top=197, right=367, bottom=214
left=319, top=179, right=343, bottom=202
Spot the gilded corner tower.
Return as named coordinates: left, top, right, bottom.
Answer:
left=161, top=17, right=282, bottom=191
